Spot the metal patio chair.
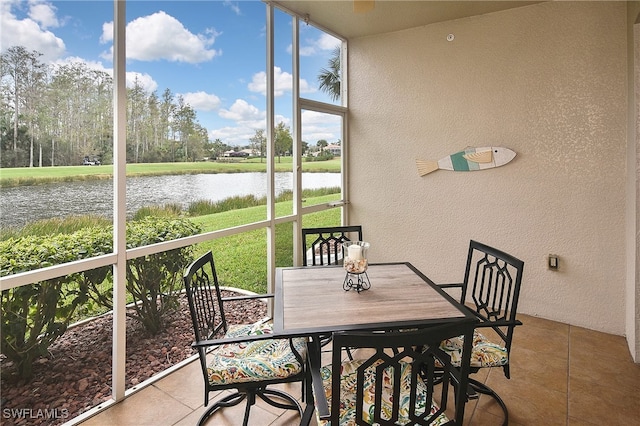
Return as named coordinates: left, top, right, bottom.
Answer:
left=183, top=251, right=309, bottom=426
left=436, top=240, right=525, bottom=426
left=308, top=321, right=476, bottom=425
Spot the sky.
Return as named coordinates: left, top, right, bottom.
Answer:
left=0, top=0, right=342, bottom=146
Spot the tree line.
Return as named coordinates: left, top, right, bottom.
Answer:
left=0, top=44, right=342, bottom=169
left=0, top=46, right=214, bottom=168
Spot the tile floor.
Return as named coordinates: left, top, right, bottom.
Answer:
left=80, top=313, right=640, bottom=425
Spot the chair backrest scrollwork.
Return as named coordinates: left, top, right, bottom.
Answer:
left=302, top=225, right=363, bottom=266
left=462, top=240, right=525, bottom=359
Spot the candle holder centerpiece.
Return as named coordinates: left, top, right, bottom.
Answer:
left=342, top=241, right=371, bottom=292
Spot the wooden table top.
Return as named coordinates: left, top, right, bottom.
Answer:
left=274, top=262, right=469, bottom=335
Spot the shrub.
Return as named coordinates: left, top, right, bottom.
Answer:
left=124, top=217, right=201, bottom=334
left=0, top=227, right=112, bottom=378
left=0, top=217, right=200, bottom=379
left=305, top=151, right=334, bottom=162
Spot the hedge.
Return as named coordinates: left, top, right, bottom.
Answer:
left=0, top=217, right=200, bottom=379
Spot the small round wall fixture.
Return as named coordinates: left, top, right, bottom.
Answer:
left=447, top=33, right=455, bottom=42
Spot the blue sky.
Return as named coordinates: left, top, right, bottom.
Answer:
left=1, top=0, right=342, bottom=146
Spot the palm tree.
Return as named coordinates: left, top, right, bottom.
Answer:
left=318, top=47, right=341, bottom=101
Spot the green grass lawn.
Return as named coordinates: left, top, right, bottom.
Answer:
left=190, top=194, right=340, bottom=293
left=0, top=158, right=341, bottom=187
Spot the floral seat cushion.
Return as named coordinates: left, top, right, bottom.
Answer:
left=315, top=359, right=451, bottom=426
left=206, top=321, right=307, bottom=386
left=440, top=329, right=508, bottom=368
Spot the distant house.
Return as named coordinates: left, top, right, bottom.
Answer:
left=326, top=144, right=341, bottom=156
left=223, top=150, right=249, bottom=157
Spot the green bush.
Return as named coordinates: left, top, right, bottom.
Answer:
left=0, top=217, right=200, bottom=379
left=0, top=227, right=112, bottom=378
left=124, top=217, right=201, bottom=334
left=305, top=151, right=334, bottom=162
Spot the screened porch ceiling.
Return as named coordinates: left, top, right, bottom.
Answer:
left=274, top=1, right=542, bottom=39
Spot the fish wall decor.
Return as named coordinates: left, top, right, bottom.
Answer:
left=416, top=146, right=516, bottom=176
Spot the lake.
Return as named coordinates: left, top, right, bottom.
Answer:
left=0, top=172, right=340, bottom=229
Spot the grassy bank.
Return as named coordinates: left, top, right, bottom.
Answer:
left=2, top=189, right=341, bottom=295
left=0, top=158, right=341, bottom=187
left=191, top=193, right=340, bottom=293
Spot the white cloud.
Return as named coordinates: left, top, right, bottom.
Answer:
left=301, top=110, right=342, bottom=143
left=126, top=72, right=158, bottom=93
left=0, top=0, right=65, bottom=62
left=298, top=45, right=316, bottom=56
left=248, top=66, right=315, bottom=97
left=212, top=98, right=289, bottom=146
left=223, top=1, right=241, bottom=16
left=317, top=33, right=340, bottom=50
left=298, top=32, right=340, bottom=57
left=181, top=91, right=221, bottom=112
left=100, top=11, right=221, bottom=63
left=100, top=21, right=112, bottom=44
left=219, top=99, right=263, bottom=122
left=209, top=125, right=257, bottom=146
left=52, top=55, right=109, bottom=73
left=28, top=0, right=59, bottom=29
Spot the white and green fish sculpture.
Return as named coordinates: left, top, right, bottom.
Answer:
left=416, top=146, right=516, bottom=176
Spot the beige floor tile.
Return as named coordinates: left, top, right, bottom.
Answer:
left=480, top=369, right=567, bottom=426
left=509, top=346, right=568, bottom=394
left=153, top=361, right=206, bottom=410
left=568, top=375, right=640, bottom=424
left=567, top=415, right=599, bottom=426
left=466, top=405, right=513, bottom=426
left=81, top=385, right=192, bottom=426
left=270, top=408, right=306, bottom=425
left=516, top=320, right=569, bottom=357
left=569, top=326, right=630, bottom=360
left=569, top=351, right=640, bottom=394
left=518, top=314, right=570, bottom=334
left=173, top=406, right=207, bottom=426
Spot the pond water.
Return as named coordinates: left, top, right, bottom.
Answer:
left=0, top=172, right=340, bottom=229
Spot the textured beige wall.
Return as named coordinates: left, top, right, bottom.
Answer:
left=631, top=2, right=640, bottom=360
left=347, top=1, right=628, bottom=334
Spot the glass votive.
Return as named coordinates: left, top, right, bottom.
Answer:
left=342, top=241, right=370, bottom=274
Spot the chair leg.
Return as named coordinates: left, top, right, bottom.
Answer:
left=199, top=387, right=304, bottom=425
left=197, top=392, right=246, bottom=426
left=242, top=392, right=255, bottom=426
left=468, top=378, right=509, bottom=426
left=257, top=387, right=303, bottom=414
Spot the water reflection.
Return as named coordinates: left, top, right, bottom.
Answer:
left=0, top=172, right=340, bottom=229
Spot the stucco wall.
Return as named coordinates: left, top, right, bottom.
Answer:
left=632, top=2, right=640, bottom=360
left=347, top=1, right=627, bottom=334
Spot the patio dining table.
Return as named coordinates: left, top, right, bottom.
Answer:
left=273, top=262, right=477, bottom=424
